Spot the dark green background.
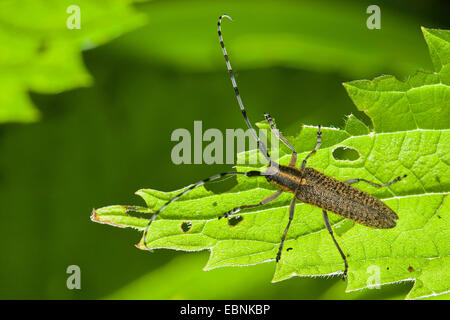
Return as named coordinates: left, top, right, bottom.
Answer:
left=0, top=0, right=448, bottom=299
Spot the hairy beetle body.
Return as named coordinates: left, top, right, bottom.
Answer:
left=266, top=165, right=398, bottom=229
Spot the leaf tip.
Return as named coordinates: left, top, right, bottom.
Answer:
left=420, top=26, right=434, bottom=35
left=202, top=265, right=212, bottom=271
left=270, top=276, right=284, bottom=284
left=135, top=239, right=152, bottom=251
left=90, top=208, right=98, bottom=221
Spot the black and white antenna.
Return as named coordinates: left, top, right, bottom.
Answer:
left=218, top=14, right=272, bottom=164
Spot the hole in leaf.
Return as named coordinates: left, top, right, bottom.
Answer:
left=228, top=215, right=243, bottom=227
left=212, top=202, right=218, bottom=207
left=181, top=222, right=192, bottom=232
left=332, top=147, right=360, bottom=161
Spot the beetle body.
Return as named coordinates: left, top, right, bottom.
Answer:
left=265, top=165, right=398, bottom=229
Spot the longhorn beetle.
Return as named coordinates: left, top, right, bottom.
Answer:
left=143, top=15, right=407, bottom=280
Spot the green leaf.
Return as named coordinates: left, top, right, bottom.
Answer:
left=0, top=0, right=146, bottom=123
left=343, top=28, right=450, bottom=133
left=92, top=27, right=450, bottom=299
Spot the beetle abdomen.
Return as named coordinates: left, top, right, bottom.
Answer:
left=297, top=168, right=397, bottom=228
left=266, top=165, right=398, bottom=229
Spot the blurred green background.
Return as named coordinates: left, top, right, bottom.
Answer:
left=0, top=0, right=448, bottom=299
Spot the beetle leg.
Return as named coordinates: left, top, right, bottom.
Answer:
left=276, top=196, right=297, bottom=262
left=322, top=210, right=348, bottom=281
left=264, top=113, right=297, bottom=167
left=301, top=125, right=322, bottom=170
left=345, top=175, right=407, bottom=187
left=218, top=190, right=282, bottom=219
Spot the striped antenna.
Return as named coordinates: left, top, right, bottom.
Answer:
left=142, top=170, right=264, bottom=248
left=218, top=15, right=272, bottom=164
